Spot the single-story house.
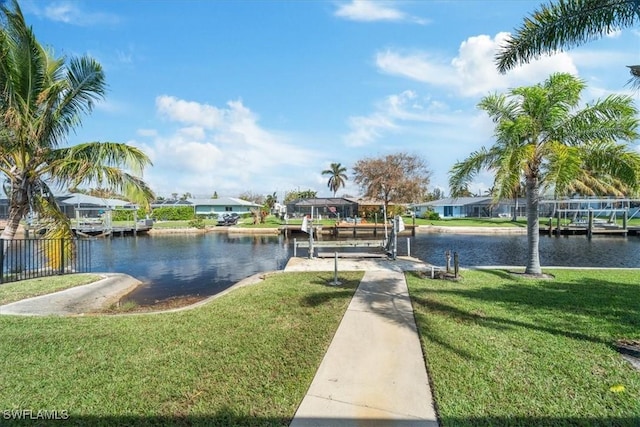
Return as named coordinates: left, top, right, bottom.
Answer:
left=150, top=197, right=261, bottom=217
left=184, top=197, right=261, bottom=217
left=411, top=197, right=526, bottom=219
left=288, top=198, right=358, bottom=219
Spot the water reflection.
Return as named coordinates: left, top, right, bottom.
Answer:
left=88, top=232, right=640, bottom=304
left=89, top=233, right=289, bottom=305
left=411, top=234, right=640, bottom=268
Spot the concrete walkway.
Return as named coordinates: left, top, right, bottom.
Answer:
left=0, top=273, right=140, bottom=316
left=287, top=258, right=439, bottom=426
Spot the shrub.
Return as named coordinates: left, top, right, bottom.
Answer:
left=111, top=208, right=148, bottom=221
left=150, top=206, right=195, bottom=221
left=188, top=217, right=205, bottom=229
left=423, top=210, right=440, bottom=220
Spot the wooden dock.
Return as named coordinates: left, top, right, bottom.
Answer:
left=541, top=224, right=637, bottom=237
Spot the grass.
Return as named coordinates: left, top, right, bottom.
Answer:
left=411, top=217, right=528, bottom=227
left=406, top=268, right=640, bottom=427
left=147, top=219, right=219, bottom=229
left=0, top=271, right=362, bottom=426
left=0, top=274, right=101, bottom=305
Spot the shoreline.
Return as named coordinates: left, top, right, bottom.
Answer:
left=147, top=224, right=529, bottom=236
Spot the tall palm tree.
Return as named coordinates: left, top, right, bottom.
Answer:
left=449, top=73, right=640, bottom=275
left=496, top=0, right=640, bottom=87
left=322, top=162, right=348, bottom=197
left=0, top=1, right=154, bottom=242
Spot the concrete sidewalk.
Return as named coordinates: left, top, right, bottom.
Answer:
left=0, top=273, right=140, bottom=316
left=288, top=260, right=439, bottom=426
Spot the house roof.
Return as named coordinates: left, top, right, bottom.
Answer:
left=188, top=197, right=261, bottom=207
left=58, top=193, right=130, bottom=208
left=343, top=197, right=394, bottom=206
left=295, top=198, right=356, bottom=207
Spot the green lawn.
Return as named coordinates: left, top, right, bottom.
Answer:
left=411, top=217, right=528, bottom=227
left=0, top=271, right=362, bottom=426
left=0, top=274, right=101, bottom=305
left=407, top=269, right=640, bottom=427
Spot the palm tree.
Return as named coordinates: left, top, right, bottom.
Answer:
left=496, top=0, right=640, bottom=87
left=449, top=73, right=640, bottom=275
left=264, top=192, right=277, bottom=210
left=322, top=163, right=348, bottom=197
left=0, top=1, right=154, bottom=242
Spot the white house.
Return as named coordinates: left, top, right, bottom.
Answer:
left=412, top=197, right=525, bottom=219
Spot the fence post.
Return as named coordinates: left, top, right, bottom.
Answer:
left=454, top=251, right=459, bottom=278
left=0, top=238, right=4, bottom=283
left=59, top=238, right=65, bottom=275
left=445, top=250, right=451, bottom=273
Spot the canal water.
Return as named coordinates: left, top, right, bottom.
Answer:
left=89, top=232, right=640, bottom=305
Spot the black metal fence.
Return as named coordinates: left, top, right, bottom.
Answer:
left=0, top=238, right=91, bottom=284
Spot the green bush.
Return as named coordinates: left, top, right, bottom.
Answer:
left=150, top=206, right=194, bottom=221
left=423, top=210, right=440, bottom=220
left=188, top=217, right=205, bottom=229
left=111, top=208, right=148, bottom=221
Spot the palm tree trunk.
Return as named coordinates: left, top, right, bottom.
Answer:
left=525, top=177, right=542, bottom=275
left=1, top=188, right=29, bottom=241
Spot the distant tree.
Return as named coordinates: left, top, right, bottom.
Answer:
left=212, top=191, right=218, bottom=199
left=353, top=153, right=431, bottom=213
left=156, top=196, right=165, bottom=201
left=180, top=192, right=192, bottom=201
left=424, top=188, right=445, bottom=201
left=283, top=189, right=318, bottom=203
left=238, top=191, right=264, bottom=205
left=450, top=185, right=473, bottom=198
left=322, top=163, right=348, bottom=197
left=264, top=192, right=277, bottom=210
left=171, top=193, right=178, bottom=200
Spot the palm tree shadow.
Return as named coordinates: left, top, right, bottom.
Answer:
left=406, top=270, right=640, bottom=356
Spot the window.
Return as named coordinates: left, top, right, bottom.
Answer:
left=444, top=206, right=453, bottom=217
left=225, top=207, right=233, bottom=211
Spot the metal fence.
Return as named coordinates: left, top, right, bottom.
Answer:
left=0, top=238, right=92, bottom=284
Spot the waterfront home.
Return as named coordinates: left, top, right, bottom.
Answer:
left=287, top=197, right=358, bottom=219
left=151, top=197, right=261, bottom=218
left=412, top=197, right=525, bottom=219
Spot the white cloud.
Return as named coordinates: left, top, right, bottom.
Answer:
left=376, top=32, right=578, bottom=97
left=137, top=129, right=158, bottom=138
left=31, top=1, right=120, bottom=26
left=334, top=0, right=427, bottom=24
left=343, top=90, right=472, bottom=147
left=137, top=97, right=321, bottom=196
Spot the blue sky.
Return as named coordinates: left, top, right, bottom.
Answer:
left=19, top=0, right=640, bottom=200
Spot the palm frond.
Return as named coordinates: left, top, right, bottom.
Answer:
left=448, top=147, right=493, bottom=197
left=496, top=0, right=639, bottom=73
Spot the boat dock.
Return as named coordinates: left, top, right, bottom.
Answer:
left=280, top=223, right=416, bottom=238
left=72, top=222, right=152, bottom=238
left=292, top=239, right=387, bottom=259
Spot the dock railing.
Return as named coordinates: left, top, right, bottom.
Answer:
left=0, top=238, right=91, bottom=284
